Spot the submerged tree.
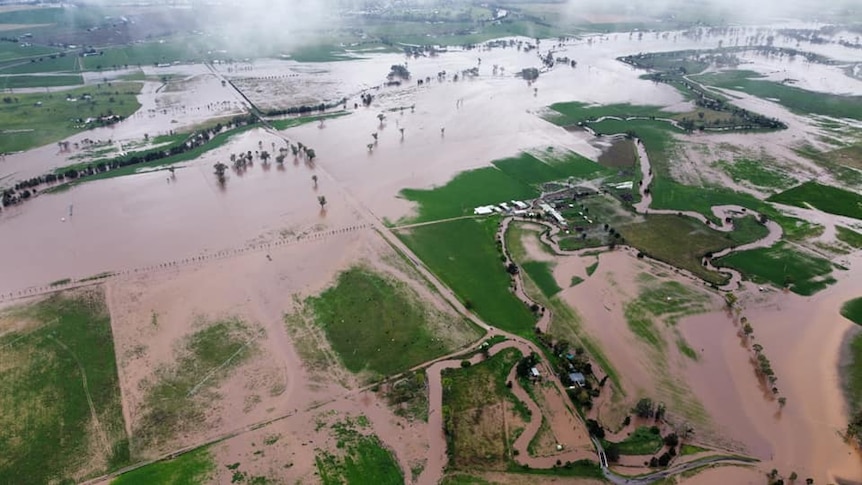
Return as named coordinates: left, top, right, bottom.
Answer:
left=306, top=149, right=316, bottom=162
left=213, top=162, right=228, bottom=184
left=317, top=195, right=327, bottom=210
left=312, top=174, right=318, bottom=188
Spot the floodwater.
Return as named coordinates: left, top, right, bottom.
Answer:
left=0, top=129, right=360, bottom=295
left=679, top=254, right=862, bottom=483
left=1, top=23, right=862, bottom=484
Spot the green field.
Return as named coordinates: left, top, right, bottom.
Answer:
left=714, top=242, right=836, bottom=295
left=842, top=298, right=862, bottom=326
left=694, top=70, right=862, bottom=121
left=269, top=111, right=351, bottom=130
left=0, top=54, right=78, bottom=74
left=397, top=217, right=536, bottom=335
left=400, top=151, right=610, bottom=224
left=545, top=102, right=671, bottom=126
left=845, top=333, right=862, bottom=414
left=57, top=124, right=257, bottom=186
left=715, top=158, right=797, bottom=190
left=0, top=43, right=58, bottom=62
left=307, top=267, right=472, bottom=377
left=112, top=448, right=214, bottom=485
left=134, top=317, right=258, bottom=451
left=603, top=426, right=663, bottom=455
left=0, top=82, right=142, bottom=153
left=316, top=418, right=403, bottom=485
left=0, top=291, right=129, bottom=483
left=837, top=226, right=862, bottom=249
left=442, top=347, right=529, bottom=470
left=521, top=261, right=562, bottom=298
left=768, top=181, right=862, bottom=221
left=82, top=41, right=208, bottom=70
left=0, top=74, right=83, bottom=89
left=619, top=214, right=768, bottom=285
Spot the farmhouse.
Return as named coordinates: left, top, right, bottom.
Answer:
left=567, top=372, right=586, bottom=388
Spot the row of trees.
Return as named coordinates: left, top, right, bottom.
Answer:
left=1, top=113, right=258, bottom=209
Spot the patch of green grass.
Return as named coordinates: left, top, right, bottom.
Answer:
left=111, top=448, right=214, bottom=485
left=307, top=267, right=458, bottom=377
left=0, top=290, right=129, bottom=483
left=397, top=217, right=536, bottom=335
left=714, top=242, right=836, bottom=295
left=135, top=317, right=258, bottom=451
left=0, top=82, right=142, bottom=153
left=844, top=333, right=862, bottom=417
left=400, top=151, right=610, bottom=224
left=0, top=54, right=78, bottom=74
left=842, top=298, right=862, bottom=326
left=603, top=426, right=662, bottom=455
left=570, top=276, right=585, bottom=287
left=586, top=260, right=599, bottom=276
left=287, top=45, right=358, bottom=62
left=441, top=474, right=493, bottom=485
left=650, top=179, right=765, bottom=224
left=82, top=41, right=207, bottom=70
left=624, top=302, right=665, bottom=350
left=768, top=181, right=862, bottom=221
left=715, top=158, right=797, bottom=190
left=61, top=124, right=257, bottom=185
left=0, top=74, right=83, bottom=89
left=676, top=337, right=699, bottom=361
left=443, top=347, right=531, bottom=470
left=521, top=261, right=562, bottom=298
left=837, top=226, right=862, bottom=249
left=268, top=111, right=350, bottom=130
left=545, top=102, right=670, bottom=126
left=0, top=43, right=58, bottom=62
left=695, top=70, right=862, bottom=121
left=680, top=444, right=709, bottom=456
left=315, top=418, right=403, bottom=485
left=619, top=214, right=761, bottom=285
left=636, top=280, right=711, bottom=324
left=504, top=460, right=604, bottom=479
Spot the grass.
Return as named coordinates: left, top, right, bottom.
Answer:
left=268, top=111, right=350, bottom=130
left=545, top=102, right=670, bottom=126
left=694, top=70, right=862, bottom=121
left=0, top=82, right=142, bottom=153
left=442, top=347, right=530, bottom=470
left=521, top=261, right=562, bottom=298
left=397, top=217, right=536, bottom=335
left=0, top=290, right=129, bottom=483
left=399, top=151, right=610, bottom=224
left=111, top=448, right=214, bottom=485
left=0, top=54, right=79, bottom=74
left=570, top=276, right=585, bottom=287
left=680, top=444, right=710, bottom=456
left=714, top=242, right=836, bottom=296
left=59, top=124, right=257, bottom=185
left=306, top=267, right=460, bottom=377
left=624, top=279, right=710, bottom=353
left=768, top=181, right=862, bottom=221
left=842, top=298, right=862, bottom=326
left=618, top=214, right=767, bottom=285
left=0, top=74, right=83, bottom=89
left=715, top=158, right=797, bottom=190
left=315, top=418, right=403, bottom=485
left=81, top=41, right=208, bottom=70
left=586, top=261, right=599, bottom=276
left=603, top=426, right=663, bottom=455
left=837, top=226, right=862, bottom=249
left=844, top=333, right=862, bottom=416
left=650, top=179, right=765, bottom=224
left=134, top=317, right=258, bottom=451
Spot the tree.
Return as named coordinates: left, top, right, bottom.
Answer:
left=377, top=113, right=385, bottom=126
left=605, top=443, right=620, bottom=463
left=789, top=471, right=798, bottom=481
left=317, top=195, right=327, bottom=210
left=778, top=397, right=787, bottom=408
left=635, top=398, right=654, bottom=418
left=260, top=150, right=270, bottom=164
left=312, top=175, right=318, bottom=188
left=663, top=433, right=679, bottom=447
left=306, top=149, right=316, bottom=161
left=213, top=162, right=227, bottom=184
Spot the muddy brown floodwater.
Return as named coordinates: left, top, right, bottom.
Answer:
left=2, top=24, right=862, bottom=485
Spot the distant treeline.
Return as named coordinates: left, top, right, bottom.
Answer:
left=1, top=113, right=258, bottom=208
